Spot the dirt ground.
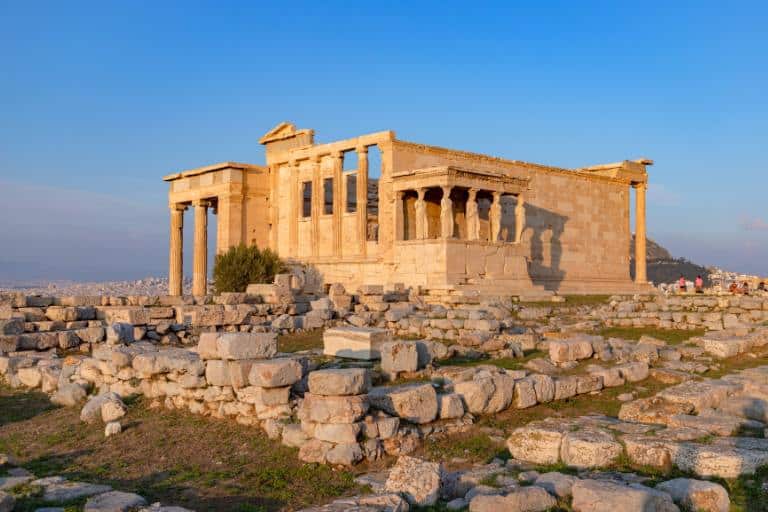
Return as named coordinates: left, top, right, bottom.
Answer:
left=0, top=386, right=360, bottom=512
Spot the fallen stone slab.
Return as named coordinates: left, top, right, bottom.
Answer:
left=560, top=428, right=622, bottom=468
left=84, top=490, right=147, bottom=512
left=469, top=486, right=556, bottom=512
left=323, top=326, right=390, bottom=360
left=381, top=341, right=419, bottom=377
left=33, top=476, right=112, bottom=502
left=570, top=479, right=679, bottom=512
left=658, top=379, right=740, bottom=413
left=549, top=337, right=593, bottom=363
left=656, top=478, right=729, bottom=512
left=533, top=471, right=578, bottom=498
left=368, top=383, right=438, bottom=424
left=384, top=456, right=442, bottom=506
left=507, top=420, right=568, bottom=464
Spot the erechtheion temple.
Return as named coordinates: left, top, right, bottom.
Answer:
left=164, top=122, right=652, bottom=297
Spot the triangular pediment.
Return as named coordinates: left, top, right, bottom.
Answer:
left=259, top=121, right=298, bottom=144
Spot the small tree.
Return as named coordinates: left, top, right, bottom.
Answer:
left=213, top=243, right=285, bottom=294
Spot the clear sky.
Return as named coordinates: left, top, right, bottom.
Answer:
left=1, top=1, right=766, bottom=281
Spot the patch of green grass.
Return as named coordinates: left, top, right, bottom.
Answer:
left=437, top=350, right=545, bottom=371
left=423, top=433, right=505, bottom=464
left=596, top=326, right=706, bottom=345
left=520, top=294, right=611, bottom=308
left=277, top=329, right=324, bottom=352
left=729, top=465, right=768, bottom=512
left=0, top=384, right=57, bottom=427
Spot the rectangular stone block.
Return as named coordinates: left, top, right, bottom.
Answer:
left=381, top=341, right=419, bottom=376
left=308, top=368, right=370, bottom=396
left=103, top=307, right=150, bottom=325
left=236, top=385, right=291, bottom=406
left=196, top=332, right=220, bottom=359
left=217, top=332, right=277, bottom=360
left=248, top=358, right=303, bottom=388
left=323, top=326, right=391, bottom=360
left=303, top=393, right=369, bottom=423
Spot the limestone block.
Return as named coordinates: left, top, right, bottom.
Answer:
left=656, top=478, right=729, bottom=512
left=281, top=423, right=310, bottom=448
left=307, top=368, right=370, bottom=396
left=534, top=471, right=578, bottom=499
left=325, top=442, right=364, bottom=466
left=553, top=376, right=578, bottom=400
left=438, top=393, right=465, bottom=419
left=323, top=326, right=390, bottom=360
left=298, top=439, right=333, bottom=463
left=303, top=393, right=369, bottom=423
left=248, top=358, right=303, bottom=388
left=571, top=480, right=678, bottom=512
left=529, top=373, right=555, bottom=403
left=228, top=360, right=256, bottom=389
left=17, top=367, right=42, bottom=388
left=51, top=383, right=87, bottom=407
left=657, top=379, right=737, bottom=413
left=549, top=338, right=593, bottom=363
left=513, top=377, right=537, bottom=409
left=103, top=307, right=149, bottom=325
left=80, top=392, right=125, bottom=424
left=616, top=362, right=649, bottom=383
left=0, top=318, right=23, bottom=335
left=106, top=323, right=134, bottom=345
left=236, top=386, right=290, bottom=406
left=507, top=421, right=566, bottom=464
left=381, top=341, right=419, bottom=376
left=469, top=486, right=556, bottom=512
left=84, top=490, right=147, bottom=511
left=560, top=428, right=622, bottom=468
left=196, top=332, right=220, bottom=359
left=205, top=360, right=231, bottom=386
left=385, top=455, right=442, bottom=506
left=217, top=332, right=277, bottom=360
left=312, top=422, right=362, bottom=443
left=576, top=374, right=603, bottom=394
left=368, top=383, right=438, bottom=424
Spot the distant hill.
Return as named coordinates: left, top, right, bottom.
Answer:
left=630, top=235, right=711, bottom=285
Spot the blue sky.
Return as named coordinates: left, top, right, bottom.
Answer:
left=1, top=1, right=766, bottom=281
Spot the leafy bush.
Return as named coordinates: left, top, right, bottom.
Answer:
left=213, top=244, right=285, bottom=294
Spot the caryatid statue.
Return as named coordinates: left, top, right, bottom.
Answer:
left=490, top=191, right=502, bottom=242
left=466, top=188, right=480, bottom=240
left=514, top=194, right=525, bottom=243
left=440, top=186, right=453, bottom=238
left=415, top=188, right=427, bottom=239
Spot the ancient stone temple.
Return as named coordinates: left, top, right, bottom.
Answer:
left=164, top=122, right=652, bottom=296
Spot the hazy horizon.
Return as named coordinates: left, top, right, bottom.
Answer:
left=1, top=1, right=766, bottom=281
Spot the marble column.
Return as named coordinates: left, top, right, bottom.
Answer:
left=634, top=182, right=647, bottom=283
left=192, top=199, right=210, bottom=296
left=311, top=156, right=321, bottom=258
left=168, top=204, right=186, bottom=296
left=394, top=191, right=405, bottom=241
left=357, top=146, right=368, bottom=255
left=514, top=193, right=525, bottom=243
left=490, top=191, right=502, bottom=242
left=289, top=161, right=300, bottom=256
left=415, top=188, right=427, bottom=239
left=332, top=151, right=343, bottom=255
left=440, top=186, right=453, bottom=238
left=466, top=188, right=479, bottom=240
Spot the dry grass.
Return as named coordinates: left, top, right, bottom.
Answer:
left=278, top=330, right=324, bottom=353
left=0, top=385, right=359, bottom=512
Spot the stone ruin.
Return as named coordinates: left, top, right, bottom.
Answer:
left=2, top=282, right=768, bottom=511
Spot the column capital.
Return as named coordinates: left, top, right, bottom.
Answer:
left=330, top=150, right=344, bottom=160
left=192, top=199, right=212, bottom=208
left=492, top=190, right=502, bottom=201
left=468, top=188, right=478, bottom=199
left=441, top=185, right=452, bottom=195
left=395, top=190, right=405, bottom=199
left=633, top=181, right=648, bottom=190
left=416, top=187, right=426, bottom=199
left=311, top=154, right=322, bottom=164
left=170, top=203, right=188, bottom=212
left=356, top=145, right=368, bottom=155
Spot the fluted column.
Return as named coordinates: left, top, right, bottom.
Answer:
left=331, top=151, right=343, bottom=255
left=192, top=199, right=210, bottom=296
left=466, top=188, right=479, bottom=240
left=394, top=191, right=405, bottom=241
left=357, top=146, right=368, bottom=255
left=634, top=182, right=647, bottom=283
left=289, top=160, right=299, bottom=256
left=168, top=204, right=186, bottom=296
left=514, top=193, right=525, bottom=243
left=490, top=191, right=502, bottom=242
left=311, top=156, right=321, bottom=258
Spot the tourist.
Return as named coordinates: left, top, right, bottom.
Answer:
left=742, top=281, right=750, bottom=296
left=694, top=275, right=704, bottom=293
left=758, top=281, right=766, bottom=292
left=729, top=282, right=739, bottom=294
left=678, top=275, right=687, bottom=293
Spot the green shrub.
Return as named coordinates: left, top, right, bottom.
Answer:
left=213, top=244, right=285, bottom=294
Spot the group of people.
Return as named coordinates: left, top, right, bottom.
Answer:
left=677, top=275, right=705, bottom=294
left=728, top=280, right=766, bottom=295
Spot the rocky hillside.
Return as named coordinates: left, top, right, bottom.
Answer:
left=630, top=235, right=710, bottom=285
